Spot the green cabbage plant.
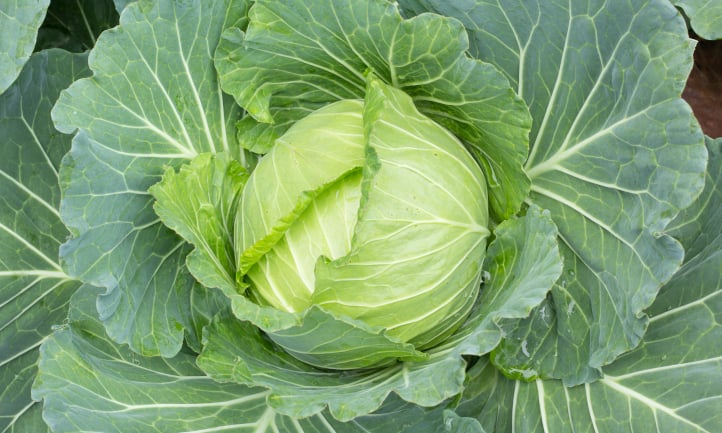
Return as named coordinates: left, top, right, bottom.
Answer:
left=1, top=0, right=721, bottom=432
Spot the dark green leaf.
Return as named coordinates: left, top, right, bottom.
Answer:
left=401, top=0, right=708, bottom=384
left=457, top=137, right=722, bottom=433
left=0, top=49, right=89, bottom=433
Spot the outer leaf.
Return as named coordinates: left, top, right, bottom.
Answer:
left=148, top=152, right=242, bottom=352
left=33, top=284, right=476, bottom=433
left=0, top=50, right=88, bottom=433
left=457, top=138, right=722, bottom=433
left=259, top=306, right=428, bottom=370
left=196, top=206, right=560, bottom=421
left=35, top=0, right=119, bottom=52
left=359, top=398, right=484, bottom=433
left=478, top=206, right=561, bottom=330
left=215, top=0, right=531, bottom=220
left=180, top=278, right=229, bottom=354
left=671, top=0, right=722, bottom=39
left=402, top=0, right=708, bottom=384
left=52, top=0, right=250, bottom=357
left=33, top=285, right=279, bottom=433
left=0, top=0, right=49, bottom=94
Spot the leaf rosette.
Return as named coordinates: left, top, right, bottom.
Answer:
left=47, top=0, right=557, bottom=423
left=13, top=0, right=717, bottom=431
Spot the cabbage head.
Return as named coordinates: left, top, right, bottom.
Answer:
left=235, top=76, right=490, bottom=368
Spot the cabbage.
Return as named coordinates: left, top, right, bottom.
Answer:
left=235, top=78, right=490, bottom=368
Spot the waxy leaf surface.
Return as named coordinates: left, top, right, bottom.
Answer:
left=455, top=137, right=722, bottom=433
left=401, top=0, right=708, bottom=384
left=0, top=50, right=88, bottom=433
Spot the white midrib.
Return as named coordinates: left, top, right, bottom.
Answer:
left=525, top=5, right=573, bottom=167
left=526, top=102, right=660, bottom=179
left=0, top=223, right=63, bottom=272
left=0, top=339, right=43, bottom=369
left=0, top=270, right=68, bottom=279
left=180, top=407, right=278, bottom=433
left=1, top=400, right=36, bottom=433
left=600, top=377, right=712, bottom=433
left=174, top=18, right=217, bottom=154
left=217, top=81, right=231, bottom=154
left=93, top=84, right=196, bottom=158
left=253, top=406, right=275, bottom=433
left=20, top=115, right=58, bottom=178
left=0, top=279, right=67, bottom=334
left=118, top=392, right=270, bottom=411
left=316, top=413, right=344, bottom=433
left=605, top=356, right=722, bottom=381
left=585, top=384, right=602, bottom=433
left=0, top=170, right=59, bottom=217
left=176, top=404, right=275, bottom=433
left=649, top=290, right=719, bottom=323
left=536, top=380, right=551, bottom=432
left=529, top=184, right=643, bottom=259
left=511, top=381, right=519, bottom=433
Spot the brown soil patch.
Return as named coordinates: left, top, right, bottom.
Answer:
left=683, top=38, right=722, bottom=138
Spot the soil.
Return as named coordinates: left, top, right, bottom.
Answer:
left=683, top=37, right=722, bottom=138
